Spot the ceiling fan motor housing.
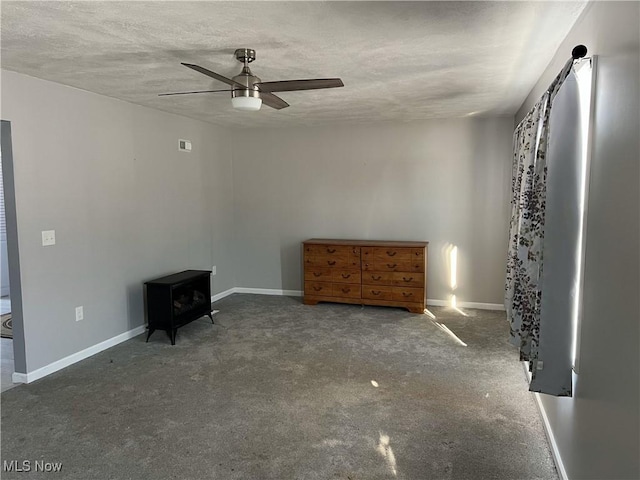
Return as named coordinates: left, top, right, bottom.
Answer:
left=231, top=69, right=261, bottom=98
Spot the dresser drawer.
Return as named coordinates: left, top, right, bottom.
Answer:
left=362, top=285, right=394, bottom=300
left=332, top=283, right=361, bottom=299
left=362, top=271, right=394, bottom=285
left=373, top=247, right=412, bottom=261
left=391, top=272, right=424, bottom=287
left=304, top=281, right=332, bottom=297
left=304, top=244, right=360, bottom=258
left=304, top=268, right=333, bottom=282
left=362, top=246, right=413, bottom=260
left=332, top=270, right=361, bottom=284
left=392, top=286, right=423, bottom=302
left=362, top=259, right=412, bottom=272
left=305, top=256, right=360, bottom=269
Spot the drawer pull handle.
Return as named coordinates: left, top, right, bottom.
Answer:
left=387, top=251, right=397, bottom=257
left=372, top=275, right=382, bottom=281
left=341, top=274, right=351, bottom=279
left=403, top=277, right=413, bottom=282
left=387, top=263, right=397, bottom=268
left=327, top=248, right=336, bottom=253
left=328, top=260, right=336, bottom=266
left=371, top=290, right=381, bottom=296
left=341, top=288, right=350, bottom=293
left=402, top=292, right=414, bottom=297
left=313, top=272, right=323, bottom=277
left=313, top=286, right=323, bottom=292
left=415, top=251, right=420, bottom=256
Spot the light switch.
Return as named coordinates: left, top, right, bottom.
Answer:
left=42, top=230, right=56, bottom=246
left=178, top=139, right=192, bottom=152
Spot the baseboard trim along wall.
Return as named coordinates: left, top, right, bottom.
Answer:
left=235, top=287, right=303, bottom=297
left=12, top=324, right=147, bottom=384
left=211, top=288, right=237, bottom=303
left=523, top=362, right=569, bottom=480
left=426, top=298, right=505, bottom=311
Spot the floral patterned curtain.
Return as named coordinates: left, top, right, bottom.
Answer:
left=505, top=59, right=575, bottom=396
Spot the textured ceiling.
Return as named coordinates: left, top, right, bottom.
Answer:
left=1, top=1, right=587, bottom=128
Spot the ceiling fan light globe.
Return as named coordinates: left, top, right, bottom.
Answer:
left=231, top=96, right=262, bottom=111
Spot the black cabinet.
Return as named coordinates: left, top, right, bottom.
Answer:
left=144, top=270, right=213, bottom=345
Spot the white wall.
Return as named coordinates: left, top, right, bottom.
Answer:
left=517, top=2, right=639, bottom=478
left=232, top=118, right=513, bottom=305
left=1, top=70, right=235, bottom=373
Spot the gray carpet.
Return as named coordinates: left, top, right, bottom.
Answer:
left=0, top=294, right=557, bottom=480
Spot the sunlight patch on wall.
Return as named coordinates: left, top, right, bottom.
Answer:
left=450, top=245, right=458, bottom=290
left=445, top=243, right=459, bottom=308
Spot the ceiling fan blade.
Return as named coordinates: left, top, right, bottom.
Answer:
left=181, top=63, right=244, bottom=88
left=256, top=78, right=344, bottom=93
left=158, top=89, right=232, bottom=97
left=261, top=92, right=289, bottom=110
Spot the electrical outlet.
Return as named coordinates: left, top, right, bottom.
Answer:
left=212, top=266, right=216, bottom=276
left=75, top=306, right=84, bottom=322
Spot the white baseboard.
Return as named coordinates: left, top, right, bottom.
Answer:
left=428, top=299, right=504, bottom=311
left=211, top=287, right=236, bottom=303
left=457, top=301, right=504, bottom=311
left=12, top=325, right=146, bottom=384
left=234, top=287, right=303, bottom=297
left=523, top=363, right=568, bottom=480
left=534, top=392, right=569, bottom=480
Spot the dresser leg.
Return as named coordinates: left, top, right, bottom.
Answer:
left=207, top=312, right=214, bottom=324
left=303, top=298, right=319, bottom=305
left=407, top=306, right=425, bottom=314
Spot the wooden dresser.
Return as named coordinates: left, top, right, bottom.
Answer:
left=303, top=239, right=428, bottom=313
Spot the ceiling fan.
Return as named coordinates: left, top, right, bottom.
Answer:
left=159, top=48, right=344, bottom=111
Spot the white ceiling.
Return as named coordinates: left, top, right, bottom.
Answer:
left=1, top=1, right=587, bottom=128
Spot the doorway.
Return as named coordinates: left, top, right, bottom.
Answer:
left=1, top=120, right=25, bottom=391
left=0, top=124, right=14, bottom=391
